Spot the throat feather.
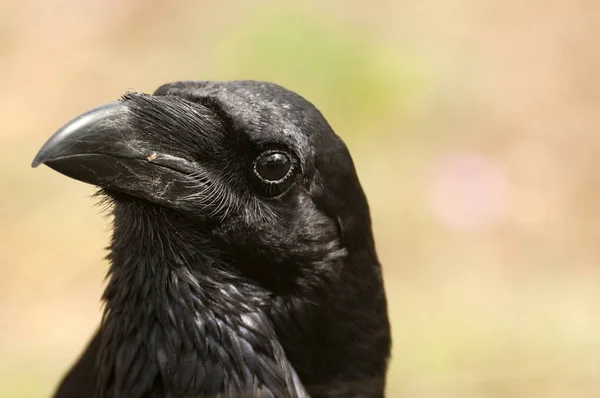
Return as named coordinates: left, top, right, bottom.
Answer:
left=97, top=224, right=306, bottom=398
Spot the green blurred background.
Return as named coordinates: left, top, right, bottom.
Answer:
left=2, top=0, right=600, bottom=396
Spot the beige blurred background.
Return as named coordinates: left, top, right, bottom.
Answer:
left=2, top=0, right=600, bottom=397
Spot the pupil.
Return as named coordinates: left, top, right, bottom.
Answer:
left=257, top=153, right=290, bottom=181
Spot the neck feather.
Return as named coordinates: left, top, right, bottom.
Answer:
left=96, top=199, right=306, bottom=398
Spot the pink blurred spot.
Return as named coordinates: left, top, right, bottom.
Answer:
left=430, top=153, right=509, bottom=231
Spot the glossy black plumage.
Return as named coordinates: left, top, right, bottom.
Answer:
left=34, top=81, right=391, bottom=398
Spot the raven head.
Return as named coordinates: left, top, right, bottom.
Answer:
left=33, top=81, right=375, bottom=291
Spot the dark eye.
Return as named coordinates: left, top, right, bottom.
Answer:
left=254, top=151, right=293, bottom=183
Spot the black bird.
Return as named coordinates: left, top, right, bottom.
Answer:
left=33, top=81, right=391, bottom=398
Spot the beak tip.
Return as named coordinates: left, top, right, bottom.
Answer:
left=31, top=155, right=43, bottom=168
left=31, top=149, right=49, bottom=168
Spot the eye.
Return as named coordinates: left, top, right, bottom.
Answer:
left=254, top=151, right=293, bottom=183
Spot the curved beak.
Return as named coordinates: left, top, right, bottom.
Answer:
left=32, top=101, right=199, bottom=207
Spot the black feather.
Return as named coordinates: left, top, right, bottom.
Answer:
left=43, top=80, right=391, bottom=398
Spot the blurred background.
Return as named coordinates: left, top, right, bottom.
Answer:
left=2, top=0, right=600, bottom=396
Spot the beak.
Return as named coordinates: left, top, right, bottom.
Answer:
left=32, top=101, right=199, bottom=207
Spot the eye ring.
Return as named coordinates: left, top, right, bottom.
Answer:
left=253, top=150, right=296, bottom=185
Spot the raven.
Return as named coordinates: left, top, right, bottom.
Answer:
left=33, top=81, right=391, bottom=398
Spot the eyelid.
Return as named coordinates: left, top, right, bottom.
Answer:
left=260, top=147, right=302, bottom=171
